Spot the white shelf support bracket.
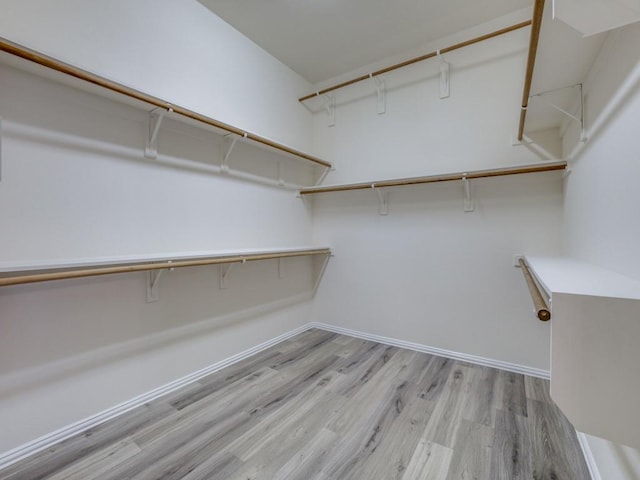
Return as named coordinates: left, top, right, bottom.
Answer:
left=219, top=258, right=245, bottom=289
left=314, top=166, right=332, bottom=186
left=513, top=254, right=524, bottom=267
left=462, top=175, right=474, bottom=212
left=277, top=161, right=285, bottom=187
left=144, top=107, right=172, bottom=159
left=146, top=261, right=174, bottom=303
left=221, top=133, right=245, bottom=173
left=437, top=50, right=450, bottom=99
left=219, top=263, right=234, bottom=289
left=372, top=185, right=389, bottom=215
left=578, top=82, right=585, bottom=142
left=369, top=74, right=386, bottom=114
left=530, top=83, right=585, bottom=141
left=322, top=94, right=336, bottom=127
left=312, top=253, right=332, bottom=297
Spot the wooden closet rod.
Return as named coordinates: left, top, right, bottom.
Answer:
left=299, top=161, right=566, bottom=195
left=0, top=37, right=332, bottom=169
left=517, top=0, right=546, bottom=140
left=298, top=20, right=532, bottom=102
left=0, top=248, right=331, bottom=287
left=518, top=258, right=550, bottom=321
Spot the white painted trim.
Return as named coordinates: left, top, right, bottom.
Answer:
left=577, top=432, right=602, bottom=480
left=310, top=322, right=551, bottom=379
left=0, top=323, right=314, bottom=470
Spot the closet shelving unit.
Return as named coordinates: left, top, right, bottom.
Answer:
left=0, top=37, right=333, bottom=188
left=0, top=247, right=332, bottom=287
left=296, top=0, right=547, bottom=150
left=299, top=161, right=566, bottom=195
left=0, top=38, right=334, bottom=297
left=0, top=247, right=333, bottom=301
left=299, top=161, right=567, bottom=213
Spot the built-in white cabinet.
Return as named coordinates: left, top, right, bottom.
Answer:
left=526, top=256, right=640, bottom=450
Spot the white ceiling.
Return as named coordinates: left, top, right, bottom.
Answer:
left=197, top=0, right=532, bottom=83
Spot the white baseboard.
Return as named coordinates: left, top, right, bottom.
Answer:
left=1, top=321, right=550, bottom=470
left=310, top=322, right=551, bottom=379
left=0, top=323, right=313, bottom=470
left=576, top=432, right=602, bottom=480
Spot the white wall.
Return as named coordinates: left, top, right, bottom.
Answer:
left=583, top=434, right=640, bottom=480
left=309, top=11, right=564, bottom=370
left=0, top=0, right=316, bottom=453
left=561, top=22, right=640, bottom=479
left=563, top=23, right=640, bottom=280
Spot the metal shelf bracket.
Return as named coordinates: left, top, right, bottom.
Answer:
left=369, top=74, right=386, bottom=114
left=314, top=166, right=333, bottom=186
left=144, top=107, right=172, bottom=159
left=277, top=162, right=285, bottom=187
left=278, top=257, right=285, bottom=278
left=462, top=175, right=474, bottom=212
left=323, top=94, right=336, bottom=127
left=437, top=50, right=450, bottom=99
left=146, top=261, right=174, bottom=302
left=221, top=132, right=246, bottom=173
left=219, top=263, right=234, bottom=289
left=372, top=185, right=389, bottom=215
left=530, top=83, right=585, bottom=141
left=219, top=258, right=246, bottom=289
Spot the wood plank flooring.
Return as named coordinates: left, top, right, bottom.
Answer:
left=0, top=329, right=591, bottom=479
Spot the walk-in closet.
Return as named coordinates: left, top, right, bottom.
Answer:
left=1, top=0, right=639, bottom=478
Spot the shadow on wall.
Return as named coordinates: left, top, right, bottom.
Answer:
left=0, top=255, right=323, bottom=399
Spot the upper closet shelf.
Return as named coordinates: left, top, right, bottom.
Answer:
left=298, top=20, right=531, bottom=102
left=300, top=161, right=566, bottom=193
left=524, top=256, right=640, bottom=450
left=0, top=37, right=332, bottom=187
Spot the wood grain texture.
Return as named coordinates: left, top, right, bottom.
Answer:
left=446, top=419, right=494, bottom=480
left=403, top=439, right=453, bottom=480
left=0, top=329, right=590, bottom=480
left=527, top=398, right=591, bottom=480
left=491, top=409, right=533, bottom=480
left=420, top=365, right=472, bottom=448
left=494, top=370, right=529, bottom=418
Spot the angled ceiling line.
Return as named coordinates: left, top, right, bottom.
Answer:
left=298, top=20, right=532, bottom=103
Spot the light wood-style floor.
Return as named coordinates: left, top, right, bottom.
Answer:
left=0, top=329, right=590, bottom=479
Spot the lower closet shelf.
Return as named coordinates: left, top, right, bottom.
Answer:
left=0, top=246, right=332, bottom=288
